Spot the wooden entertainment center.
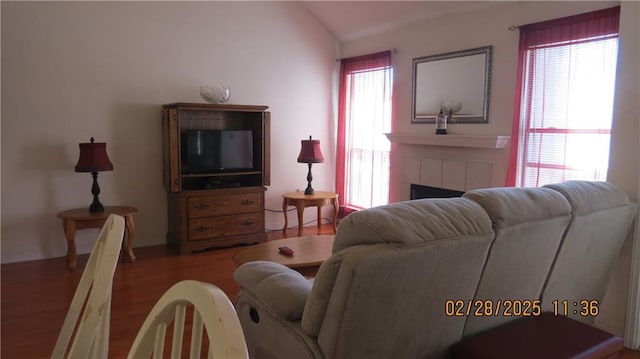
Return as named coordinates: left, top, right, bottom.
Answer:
left=162, top=103, right=270, bottom=254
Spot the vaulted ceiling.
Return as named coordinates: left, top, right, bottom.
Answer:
left=300, top=1, right=504, bottom=42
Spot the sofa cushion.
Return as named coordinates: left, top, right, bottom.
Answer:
left=332, top=197, right=493, bottom=252
left=463, top=186, right=571, bottom=227
left=545, top=180, right=632, bottom=215
left=462, top=187, right=572, bottom=336
left=541, top=181, right=637, bottom=323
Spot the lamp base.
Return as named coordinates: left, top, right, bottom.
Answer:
left=304, top=163, right=315, bottom=195
left=89, top=171, right=105, bottom=213
left=90, top=199, right=105, bottom=213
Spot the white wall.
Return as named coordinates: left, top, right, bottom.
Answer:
left=342, top=0, right=638, bottom=339
left=1, top=1, right=339, bottom=263
left=606, top=0, right=640, bottom=346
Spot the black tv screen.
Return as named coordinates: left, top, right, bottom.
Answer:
left=182, top=130, right=254, bottom=173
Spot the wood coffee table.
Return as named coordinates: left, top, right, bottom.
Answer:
left=233, top=235, right=334, bottom=276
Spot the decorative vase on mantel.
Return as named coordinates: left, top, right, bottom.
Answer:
left=435, top=109, right=447, bottom=135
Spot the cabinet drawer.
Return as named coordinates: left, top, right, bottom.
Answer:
left=188, top=193, right=262, bottom=218
left=188, top=213, right=263, bottom=241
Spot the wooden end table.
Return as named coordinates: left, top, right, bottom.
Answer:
left=282, top=191, right=339, bottom=237
left=56, top=206, right=137, bottom=271
left=233, top=235, right=334, bottom=276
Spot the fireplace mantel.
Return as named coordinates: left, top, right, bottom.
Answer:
left=384, top=133, right=510, bottom=149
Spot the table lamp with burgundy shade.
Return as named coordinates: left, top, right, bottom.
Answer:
left=75, top=137, right=113, bottom=213
left=297, top=135, right=324, bottom=195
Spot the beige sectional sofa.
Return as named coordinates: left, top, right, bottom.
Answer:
left=234, top=181, right=637, bottom=358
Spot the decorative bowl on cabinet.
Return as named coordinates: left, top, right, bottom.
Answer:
left=200, top=85, right=231, bottom=104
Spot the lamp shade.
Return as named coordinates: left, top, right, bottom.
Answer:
left=297, top=136, right=324, bottom=164
left=75, top=137, right=114, bottom=172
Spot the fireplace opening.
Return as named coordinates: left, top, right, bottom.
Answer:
left=410, top=184, right=465, bottom=200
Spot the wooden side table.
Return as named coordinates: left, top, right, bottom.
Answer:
left=56, top=206, right=137, bottom=271
left=282, top=191, right=339, bottom=237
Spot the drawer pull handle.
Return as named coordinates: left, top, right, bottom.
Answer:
left=240, top=200, right=254, bottom=206
left=241, top=221, right=254, bottom=227
left=195, top=225, right=210, bottom=232
left=195, top=203, right=210, bottom=210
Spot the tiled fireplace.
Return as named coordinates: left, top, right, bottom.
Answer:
left=385, top=133, right=510, bottom=202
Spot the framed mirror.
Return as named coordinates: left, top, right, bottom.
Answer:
left=411, top=46, right=492, bottom=124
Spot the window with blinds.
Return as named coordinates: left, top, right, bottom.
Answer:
left=506, top=7, right=621, bottom=188
left=514, top=35, right=619, bottom=187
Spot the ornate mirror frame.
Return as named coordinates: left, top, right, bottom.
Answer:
left=411, top=46, right=493, bottom=124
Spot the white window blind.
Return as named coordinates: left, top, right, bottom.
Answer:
left=515, top=36, right=619, bottom=187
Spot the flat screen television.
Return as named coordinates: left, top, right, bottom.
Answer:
left=181, top=129, right=254, bottom=173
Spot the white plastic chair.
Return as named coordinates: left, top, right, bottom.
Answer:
left=128, top=280, right=249, bottom=359
left=52, top=214, right=125, bottom=359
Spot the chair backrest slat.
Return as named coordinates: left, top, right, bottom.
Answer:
left=190, top=310, right=204, bottom=359
left=52, top=214, right=125, bottom=359
left=171, top=303, right=187, bottom=359
left=154, top=323, right=167, bottom=359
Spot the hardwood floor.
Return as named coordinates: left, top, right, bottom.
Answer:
left=0, top=225, right=331, bottom=358
left=2, top=223, right=639, bottom=358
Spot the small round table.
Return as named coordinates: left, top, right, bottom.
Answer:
left=56, top=206, right=137, bottom=271
left=282, top=191, right=339, bottom=237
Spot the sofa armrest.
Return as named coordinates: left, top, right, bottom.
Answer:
left=233, top=261, right=312, bottom=321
